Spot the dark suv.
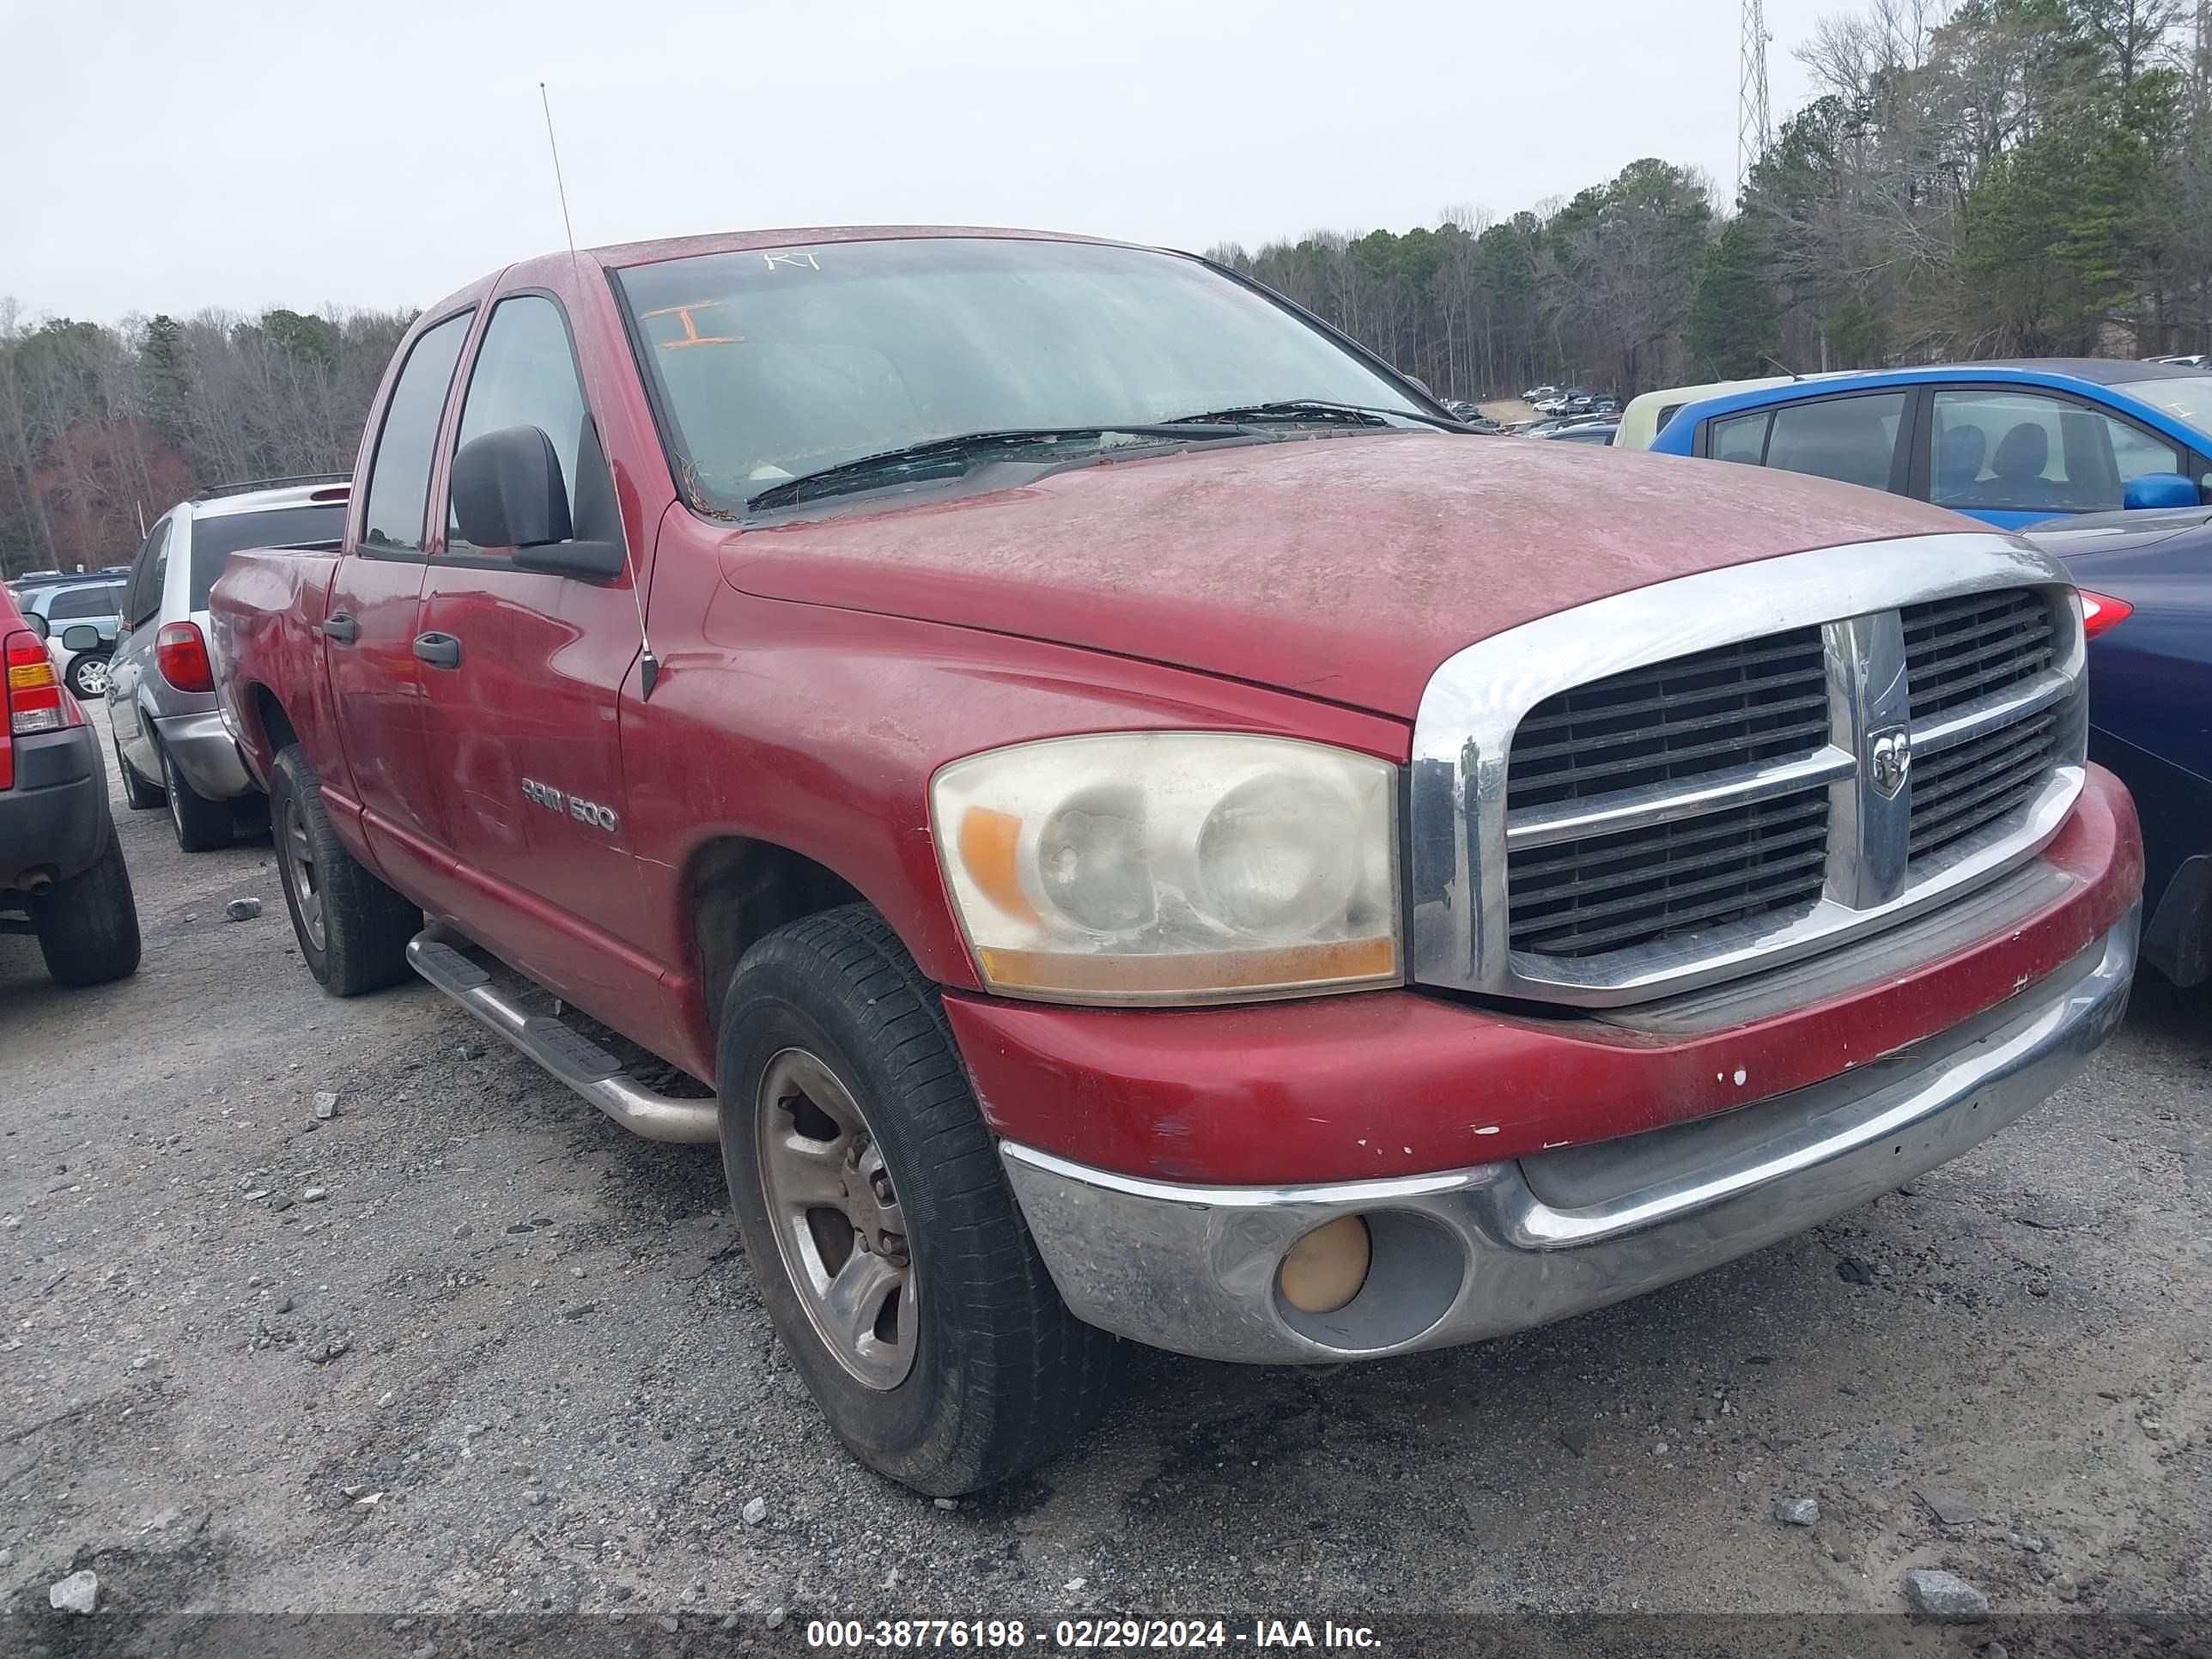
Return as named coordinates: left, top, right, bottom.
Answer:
left=1, top=581, right=141, bottom=986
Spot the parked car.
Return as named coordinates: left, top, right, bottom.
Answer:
left=211, top=226, right=2137, bottom=1497
left=108, top=477, right=349, bottom=851
left=19, top=577, right=125, bottom=697
left=1529, top=418, right=1619, bottom=444
left=2014, top=507, right=2212, bottom=987
left=1522, top=383, right=1560, bottom=403
left=0, top=580, right=141, bottom=987
left=1533, top=386, right=1593, bottom=415
left=1614, top=374, right=1812, bottom=452
left=1646, top=359, right=2212, bottom=530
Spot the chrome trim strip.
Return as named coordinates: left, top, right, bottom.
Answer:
left=1826, top=611, right=1912, bottom=909
left=1409, top=533, right=2085, bottom=1006
left=1913, top=667, right=2073, bottom=758
left=1000, top=910, right=2135, bottom=1364
left=1503, top=745, right=1855, bottom=850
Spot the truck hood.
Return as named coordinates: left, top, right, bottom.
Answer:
left=720, top=431, right=1970, bottom=721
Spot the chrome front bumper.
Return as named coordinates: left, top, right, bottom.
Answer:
left=1000, top=910, right=2137, bottom=1364
left=154, top=708, right=255, bottom=802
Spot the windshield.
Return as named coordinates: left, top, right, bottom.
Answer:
left=187, top=503, right=345, bottom=609
left=2112, top=375, right=2212, bottom=435
left=614, top=238, right=1426, bottom=514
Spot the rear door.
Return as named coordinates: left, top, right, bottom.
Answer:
left=108, top=517, right=173, bottom=778
left=325, top=309, right=474, bottom=860
left=413, top=289, right=647, bottom=994
left=1698, top=389, right=1911, bottom=495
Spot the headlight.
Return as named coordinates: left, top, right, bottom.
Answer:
left=932, top=733, right=1401, bottom=1005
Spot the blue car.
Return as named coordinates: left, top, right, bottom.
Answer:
left=1654, top=361, right=2212, bottom=986
left=1649, top=359, right=2212, bottom=530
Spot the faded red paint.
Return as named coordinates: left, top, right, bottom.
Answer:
left=950, top=769, right=2140, bottom=1185
left=208, top=225, right=2142, bottom=1194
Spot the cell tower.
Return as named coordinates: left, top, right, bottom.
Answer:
left=1738, top=0, right=1772, bottom=201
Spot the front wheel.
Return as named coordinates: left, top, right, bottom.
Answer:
left=717, top=905, right=1115, bottom=1495
left=115, top=735, right=164, bottom=811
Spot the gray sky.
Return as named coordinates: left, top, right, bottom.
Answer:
left=2, top=0, right=1833, bottom=323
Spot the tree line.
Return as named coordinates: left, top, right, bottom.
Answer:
left=1213, top=0, right=2212, bottom=397
left=0, top=303, right=410, bottom=578
left=6, top=0, right=2205, bottom=579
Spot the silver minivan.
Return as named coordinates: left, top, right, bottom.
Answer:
left=109, top=477, right=349, bottom=851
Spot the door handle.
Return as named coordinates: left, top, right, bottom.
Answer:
left=412, top=631, right=463, bottom=670
left=322, top=612, right=359, bottom=644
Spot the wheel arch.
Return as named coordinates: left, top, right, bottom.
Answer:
left=684, top=835, right=868, bottom=1025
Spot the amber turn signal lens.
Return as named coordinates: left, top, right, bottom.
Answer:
left=1277, top=1215, right=1372, bottom=1315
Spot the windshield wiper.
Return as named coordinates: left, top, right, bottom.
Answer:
left=1158, top=399, right=1465, bottom=433
left=744, top=425, right=1247, bottom=512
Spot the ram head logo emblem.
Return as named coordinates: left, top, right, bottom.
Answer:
left=1869, top=726, right=1911, bottom=799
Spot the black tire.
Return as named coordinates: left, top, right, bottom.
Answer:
left=64, top=652, right=112, bottom=700
left=716, top=904, right=1116, bottom=1496
left=32, top=819, right=142, bottom=988
left=115, top=734, right=164, bottom=810
left=269, top=743, right=420, bottom=996
left=160, top=743, right=234, bottom=853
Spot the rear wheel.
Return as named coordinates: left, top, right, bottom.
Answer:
left=32, top=821, right=142, bottom=988
left=716, top=904, right=1115, bottom=1495
left=160, top=744, right=234, bottom=853
left=114, top=735, right=163, bottom=811
left=269, top=743, right=419, bottom=995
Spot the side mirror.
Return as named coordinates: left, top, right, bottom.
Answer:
left=60, top=625, right=100, bottom=652
left=25, top=611, right=48, bottom=640
left=451, top=425, right=625, bottom=580
left=2123, top=471, right=2201, bottom=510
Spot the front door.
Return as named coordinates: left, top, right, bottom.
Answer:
left=415, top=291, right=647, bottom=1006
left=325, top=309, right=475, bottom=866
left=1920, top=386, right=2188, bottom=529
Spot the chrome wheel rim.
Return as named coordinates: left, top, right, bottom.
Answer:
left=755, top=1047, right=915, bottom=1389
left=72, top=658, right=109, bottom=697
left=281, top=797, right=325, bottom=951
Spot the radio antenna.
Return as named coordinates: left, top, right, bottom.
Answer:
left=540, top=80, right=660, bottom=699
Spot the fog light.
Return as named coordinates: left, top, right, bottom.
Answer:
left=1277, top=1215, right=1372, bottom=1314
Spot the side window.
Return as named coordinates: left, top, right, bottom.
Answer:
left=360, top=312, right=474, bottom=554
left=126, top=519, right=171, bottom=627
left=1930, top=388, right=2181, bottom=514
left=447, top=295, right=601, bottom=555
left=1760, top=392, right=1906, bottom=492
left=49, top=585, right=120, bottom=620
left=1710, top=410, right=1771, bottom=464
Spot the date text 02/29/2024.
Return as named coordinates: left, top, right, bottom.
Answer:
left=804, top=1619, right=1383, bottom=1650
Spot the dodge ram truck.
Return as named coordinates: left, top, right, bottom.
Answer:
left=208, top=227, right=2143, bottom=1496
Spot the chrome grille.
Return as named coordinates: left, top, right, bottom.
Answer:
left=1473, top=573, right=2083, bottom=996
left=1507, top=630, right=1829, bottom=809
left=1505, top=631, right=1832, bottom=957
left=1903, top=589, right=2056, bottom=720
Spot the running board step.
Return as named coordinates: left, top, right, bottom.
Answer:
left=404, top=930, right=720, bottom=1145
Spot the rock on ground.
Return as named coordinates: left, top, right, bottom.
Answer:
left=1904, top=1568, right=1990, bottom=1623
left=48, top=1570, right=99, bottom=1613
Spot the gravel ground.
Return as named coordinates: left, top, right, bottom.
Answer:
left=3, top=755, right=2207, bottom=1651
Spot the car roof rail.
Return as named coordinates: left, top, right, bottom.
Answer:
left=191, top=472, right=352, bottom=501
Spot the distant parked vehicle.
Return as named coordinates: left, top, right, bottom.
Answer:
left=0, top=580, right=141, bottom=987
left=1530, top=419, right=1619, bottom=445
left=1522, top=383, right=1560, bottom=403
left=107, top=476, right=349, bottom=851
left=2014, top=507, right=2212, bottom=987
left=1647, top=358, right=2212, bottom=530
left=18, top=579, right=125, bottom=698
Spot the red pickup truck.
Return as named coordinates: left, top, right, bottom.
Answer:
left=210, top=227, right=2142, bottom=1496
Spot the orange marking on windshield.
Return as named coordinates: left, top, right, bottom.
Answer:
left=640, top=301, right=743, bottom=349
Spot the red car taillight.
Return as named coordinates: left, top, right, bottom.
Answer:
left=155, top=620, right=216, bottom=692
left=2080, top=590, right=2133, bottom=639
left=4, top=629, right=81, bottom=790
